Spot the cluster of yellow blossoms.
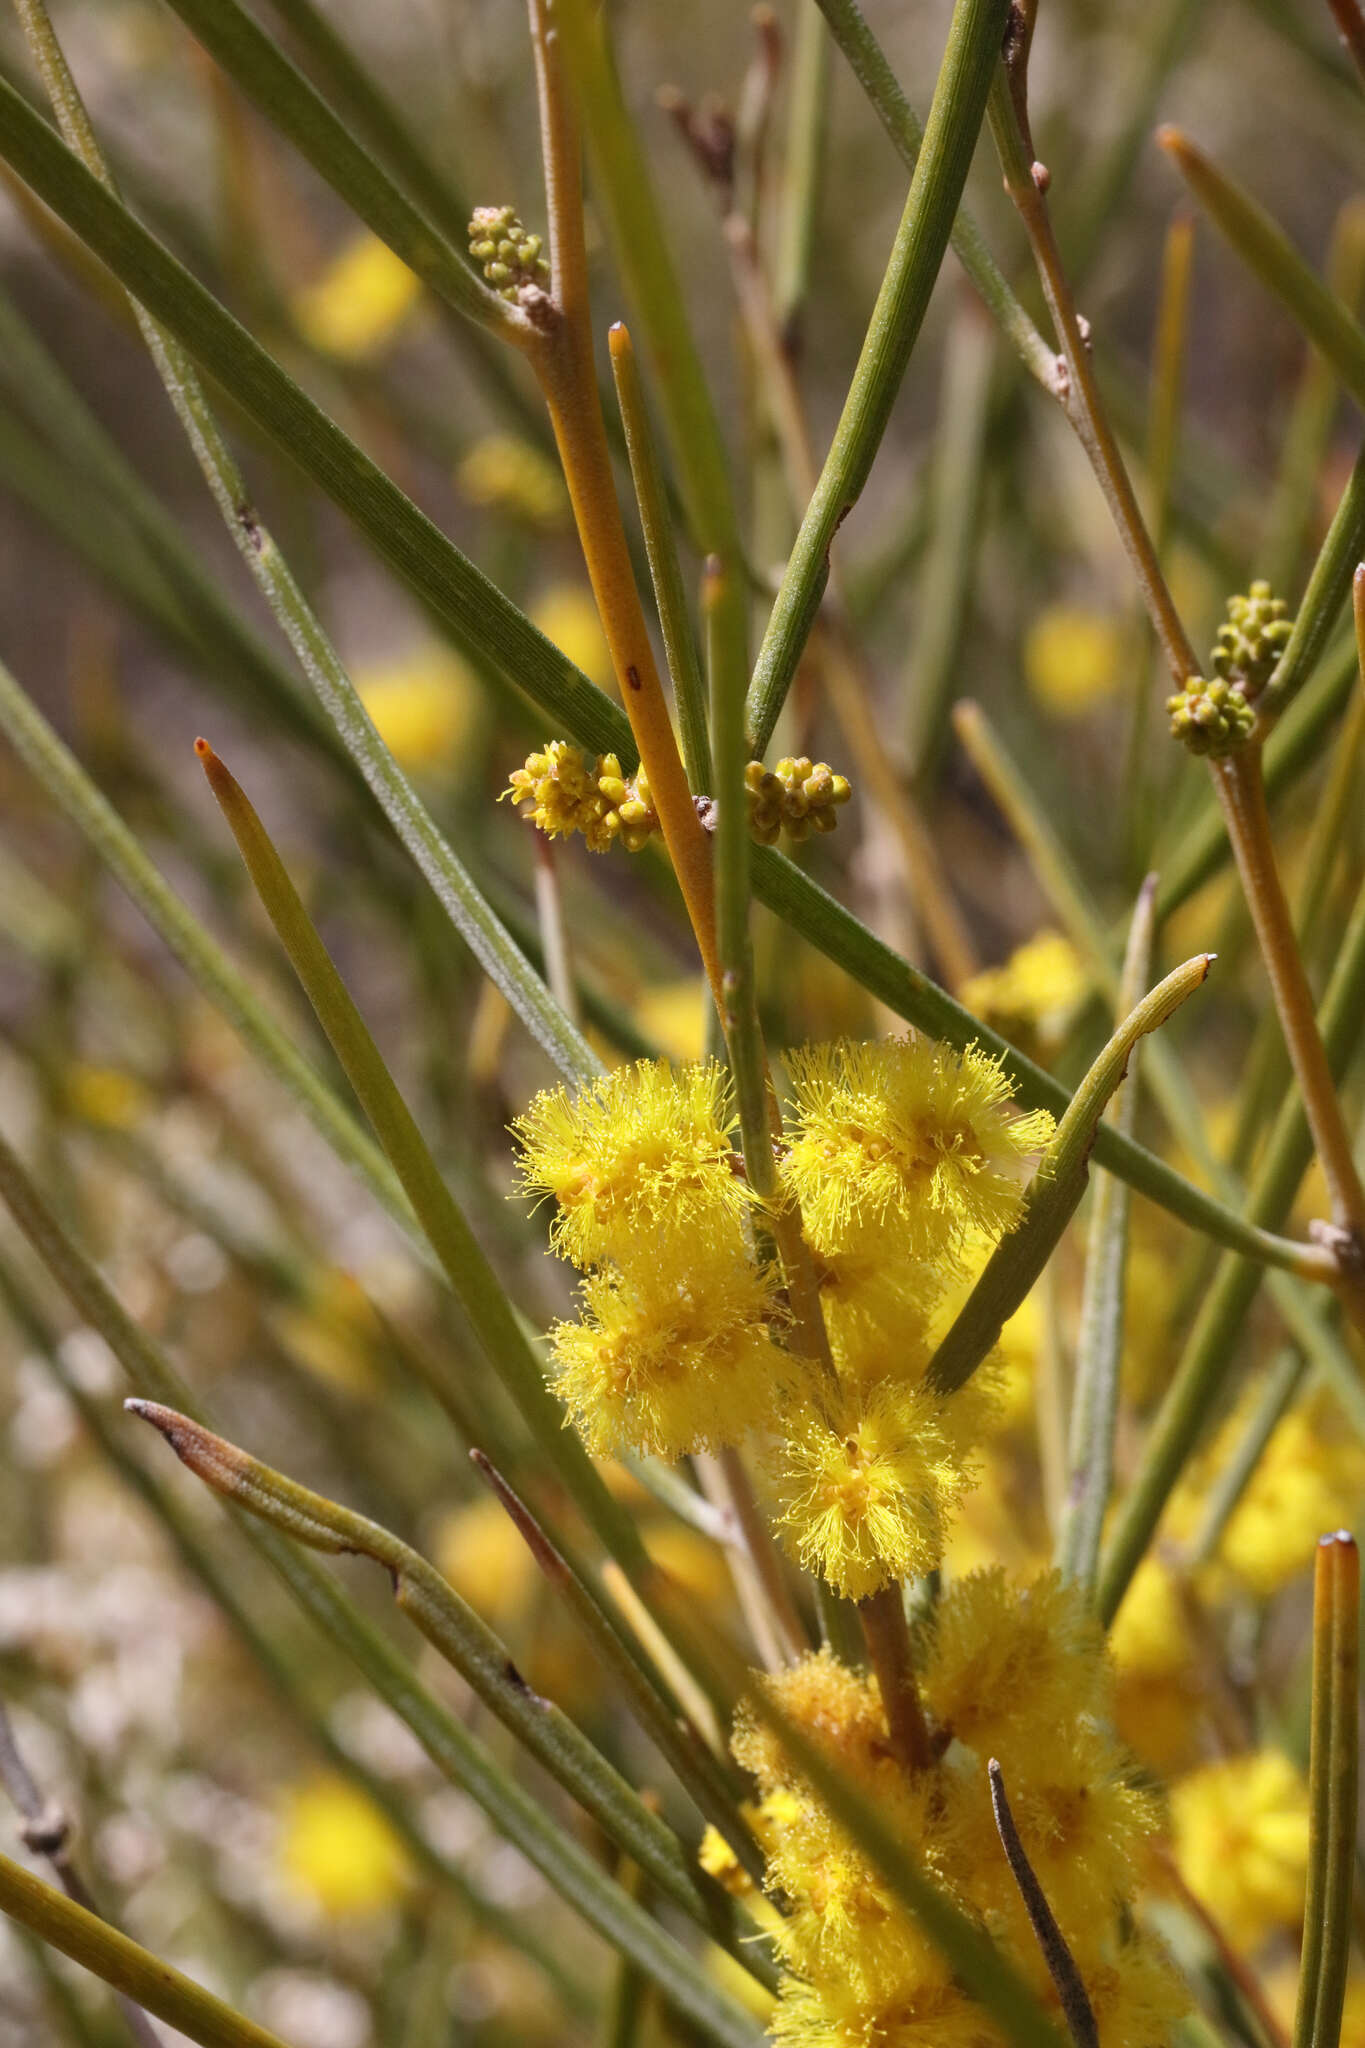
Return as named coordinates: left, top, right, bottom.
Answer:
left=513, top=1040, right=1050, bottom=1601
left=710, top=1579, right=1185, bottom=2048
left=504, top=740, right=852, bottom=852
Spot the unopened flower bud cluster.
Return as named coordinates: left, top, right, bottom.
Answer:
left=467, top=205, right=549, bottom=300
left=1168, top=580, right=1293, bottom=756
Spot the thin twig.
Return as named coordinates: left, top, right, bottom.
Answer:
left=858, top=1586, right=934, bottom=1777
left=987, top=1760, right=1098, bottom=2048
left=0, top=1700, right=164, bottom=2048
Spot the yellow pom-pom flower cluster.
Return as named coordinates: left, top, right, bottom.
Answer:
left=513, top=1038, right=1048, bottom=1594
left=512, top=1059, right=783, bottom=1459
left=502, top=741, right=659, bottom=853
left=728, top=1578, right=1187, bottom=2048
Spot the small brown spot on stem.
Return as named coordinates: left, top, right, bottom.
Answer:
left=625, top=664, right=642, bottom=692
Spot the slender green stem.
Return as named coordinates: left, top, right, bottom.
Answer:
left=0, top=1855, right=290, bottom=2048
left=12, top=0, right=595, bottom=1088
left=1263, top=201, right=1365, bottom=593
left=1161, top=128, right=1365, bottom=418
left=774, top=1, right=830, bottom=348
left=151, top=0, right=525, bottom=339
left=123, top=1401, right=731, bottom=1942
left=193, top=739, right=671, bottom=1589
left=1292, top=1535, right=1360, bottom=2048
left=0, top=655, right=411, bottom=1222
left=260, top=0, right=470, bottom=243
left=468, top=1451, right=769, bottom=1897
left=813, top=0, right=1060, bottom=392
left=987, top=1762, right=1099, bottom=2048
left=555, top=0, right=742, bottom=563
left=0, top=287, right=335, bottom=759
left=0, top=1133, right=761, bottom=2045
left=0, top=64, right=1338, bottom=1270
left=610, top=322, right=712, bottom=792
left=746, top=0, right=1010, bottom=755
left=1097, top=865, right=1365, bottom=1624
left=927, top=954, right=1213, bottom=1395
left=1262, top=442, right=1365, bottom=720
left=0, top=1256, right=586, bottom=2008
left=905, top=299, right=994, bottom=777
left=1054, top=878, right=1156, bottom=1591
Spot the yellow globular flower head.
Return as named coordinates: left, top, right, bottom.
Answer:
left=1024, top=602, right=1123, bottom=717
left=274, top=1775, right=411, bottom=1918
left=511, top=1057, right=744, bottom=1266
left=355, top=645, right=477, bottom=772
left=808, top=1217, right=944, bottom=1392
left=1171, top=1750, right=1310, bottom=1949
left=456, top=433, right=568, bottom=528
left=944, top=1718, right=1162, bottom=1942
left=768, top=1375, right=995, bottom=1601
left=782, top=1035, right=1053, bottom=1256
left=290, top=231, right=423, bottom=362
left=734, top=1656, right=947, bottom=2009
left=550, top=1226, right=781, bottom=1458
left=918, top=1568, right=1113, bottom=1761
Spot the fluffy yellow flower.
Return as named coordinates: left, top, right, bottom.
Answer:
left=290, top=232, right=422, bottom=361
left=809, top=1215, right=943, bottom=1390
left=456, top=434, right=568, bottom=527
left=1171, top=1750, right=1310, bottom=1949
left=511, top=1057, right=746, bottom=1266
left=275, top=1776, right=410, bottom=1918
left=782, top=1036, right=1052, bottom=1254
left=1024, top=602, right=1123, bottom=717
left=354, top=645, right=477, bottom=771
left=768, top=1377, right=991, bottom=1600
left=550, top=1228, right=781, bottom=1458
left=944, top=1722, right=1161, bottom=1940
left=919, top=1569, right=1113, bottom=1758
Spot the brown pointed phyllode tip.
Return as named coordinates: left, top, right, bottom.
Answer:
left=607, top=321, right=630, bottom=358
left=1156, top=124, right=1186, bottom=160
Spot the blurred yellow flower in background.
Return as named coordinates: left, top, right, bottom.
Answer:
left=633, top=978, right=707, bottom=1064
left=1171, top=1751, right=1309, bottom=1949
left=63, top=1062, right=150, bottom=1131
left=290, top=231, right=423, bottom=362
left=457, top=435, right=568, bottom=528
left=275, top=1776, right=411, bottom=1918
left=960, top=930, right=1089, bottom=1062
left=1024, top=603, right=1123, bottom=717
left=354, top=645, right=479, bottom=773
left=1216, top=1392, right=1365, bottom=1596
left=531, top=583, right=613, bottom=690
left=434, top=1494, right=538, bottom=1629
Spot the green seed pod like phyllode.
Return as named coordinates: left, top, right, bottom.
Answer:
left=467, top=204, right=550, bottom=301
